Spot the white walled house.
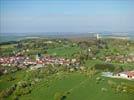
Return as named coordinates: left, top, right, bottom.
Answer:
left=102, top=71, right=134, bottom=80
left=116, top=71, right=134, bottom=79
left=117, top=72, right=128, bottom=78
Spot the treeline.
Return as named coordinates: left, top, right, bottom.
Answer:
left=0, top=41, right=18, bottom=45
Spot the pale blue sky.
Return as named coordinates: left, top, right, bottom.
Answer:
left=0, top=0, right=134, bottom=33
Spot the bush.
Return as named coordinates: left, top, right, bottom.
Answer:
left=13, top=95, right=19, bottom=100
left=14, top=87, right=31, bottom=96
left=7, top=75, right=15, bottom=81
left=101, top=88, right=107, bottom=92
left=113, top=66, right=124, bottom=74
left=108, top=80, right=116, bottom=88
left=54, top=92, right=67, bottom=100
left=122, top=84, right=134, bottom=94
left=0, top=84, right=16, bottom=98
left=96, top=77, right=101, bottom=81
left=17, top=81, right=31, bottom=88
left=14, top=81, right=32, bottom=96
left=10, top=84, right=17, bottom=90
left=94, top=63, right=115, bottom=72
left=0, top=90, right=8, bottom=98
left=116, top=85, right=122, bottom=93
left=0, top=89, right=11, bottom=98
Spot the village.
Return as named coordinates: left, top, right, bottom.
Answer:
left=1, top=53, right=134, bottom=80
left=0, top=53, right=79, bottom=71
left=105, top=55, right=134, bottom=63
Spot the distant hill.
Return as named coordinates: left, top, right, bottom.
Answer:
left=0, top=32, right=134, bottom=43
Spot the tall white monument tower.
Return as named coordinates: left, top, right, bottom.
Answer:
left=96, top=34, right=100, bottom=40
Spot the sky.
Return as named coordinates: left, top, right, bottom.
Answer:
left=0, top=0, right=134, bottom=33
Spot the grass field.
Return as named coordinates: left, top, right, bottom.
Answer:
left=85, top=59, right=134, bottom=70
left=47, top=46, right=80, bottom=58
left=7, top=72, right=132, bottom=100
left=0, top=68, right=134, bottom=100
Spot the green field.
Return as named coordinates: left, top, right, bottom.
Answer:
left=85, top=59, right=134, bottom=70
left=47, top=46, right=80, bottom=58
left=17, top=73, right=134, bottom=100
left=1, top=71, right=133, bottom=100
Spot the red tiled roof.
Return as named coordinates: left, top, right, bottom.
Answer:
left=127, top=71, right=134, bottom=77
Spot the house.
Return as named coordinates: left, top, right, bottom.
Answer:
left=127, top=71, right=134, bottom=78
left=118, top=71, right=134, bottom=79
left=102, top=71, right=134, bottom=80
left=117, top=72, right=128, bottom=78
